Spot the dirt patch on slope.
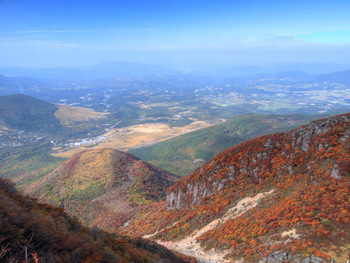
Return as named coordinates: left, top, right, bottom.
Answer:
left=148, top=190, right=274, bottom=263
left=54, top=104, right=107, bottom=125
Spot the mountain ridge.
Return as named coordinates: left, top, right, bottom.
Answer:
left=0, top=61, right=176, bottom=80
left=122, top=113, right=350, bottom=262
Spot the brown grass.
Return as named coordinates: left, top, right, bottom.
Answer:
left=54, top=104, right=107, bottom=126
left=53, top=121, right=213, bottom=158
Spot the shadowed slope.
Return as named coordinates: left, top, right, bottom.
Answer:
left=0, top=178, right=196, bottom=263
left=0, top=94, right=62, bottom=134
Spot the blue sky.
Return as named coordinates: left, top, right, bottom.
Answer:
left=0, top=0, right=349, bottom=68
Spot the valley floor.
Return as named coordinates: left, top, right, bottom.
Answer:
left=53, top=121, right=214, bottom=158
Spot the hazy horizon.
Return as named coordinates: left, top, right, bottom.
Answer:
left=0, top=0, right=349, bottom=69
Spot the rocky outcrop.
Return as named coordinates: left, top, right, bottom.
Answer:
left=258, top=251, right=325, bottom=263
left=125, top=113, right=350, bottom=263
left=166, top=113, right=350, bottom=210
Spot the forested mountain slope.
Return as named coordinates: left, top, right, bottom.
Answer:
left=122, top=113, right=350, bottom=262
left=0, top=94, right=106, bottom=138
left=26, top=148, right=177, bottom=232
left=0, top=94, right=63, bottom=134
left=0, top=178, right=195, bottom=263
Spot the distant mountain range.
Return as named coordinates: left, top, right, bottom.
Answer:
left=1, top=61, right=350, bottom=81
left=1, top=65, right=350, bottom=100
left=316, top=69, right=350, bottom=85
left=0, top=61, right=176, bottom=80
left=200, top=63, right=350, bottom=77
left=2, top=61, right=349, bottom=80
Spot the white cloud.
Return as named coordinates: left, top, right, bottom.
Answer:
left=16, top=30, right=46, bottom=33
left=0, top=39, right=80, bottom=47
left=16, top=28, right=160, bottom=34
left=53, top=29, right=105, bottom=33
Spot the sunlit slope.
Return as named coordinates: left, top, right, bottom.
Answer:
left=0, top=94, right=108, bottom=186
left=26, top=148, right=177, bottom=232
left=54, top=103, right=107, bottom=126
left=53, top=120, right=212, bottom=159
left=130, top=113, right=317, bottom=177
left=123, top=113, right=350, bottom=262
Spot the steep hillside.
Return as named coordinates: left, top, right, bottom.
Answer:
left=122, top=113, right=350, bottom=262
left=130, top=113, right=317, bottom=177
left=26, top=148, right=177, bottom=232
left=0, top=94, right=63, bottom=134
left=0, top=178, right=195, bottom=263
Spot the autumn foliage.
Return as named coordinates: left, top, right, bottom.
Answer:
left=122, top=113, right=350, bottom=262
left=0, top=178, right=195, bottom=263
left=25, top=148, right=177, bottom=232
